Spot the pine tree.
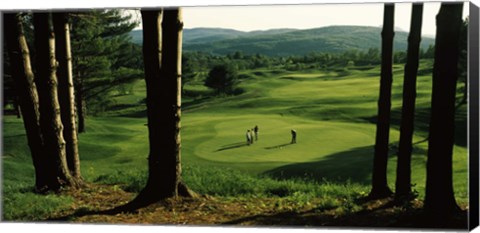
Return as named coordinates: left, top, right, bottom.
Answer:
left=69, top=10, right=140, bottom=132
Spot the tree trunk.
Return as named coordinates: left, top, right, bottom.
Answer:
left=14, top=96, right=22, bottom=118
left=424, top=2, right=463, bottom=219
left=127, top=8, right=195, bottom=208
left=369, top=4, right=395, bottom=199
left=139, top=10, right=165, bottom=204
left=4, top=13, right=49, bottom=192
left=33, top=13, right=75, bottom=190
left=53, top=12, right=82, bottom=181
left=395, top=3, right=423, bottom=200
left=75, top=67, right=86, bottom=134
left=76, top=77, right=86, bottom=133
left=160, top=8, right=194, bottom=198
left=157, top=8, right=183, bottom=197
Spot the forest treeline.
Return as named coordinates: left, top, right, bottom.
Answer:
left=3, top=10, right=142, bottom=121
left=183, top=45, right=436, bottom=72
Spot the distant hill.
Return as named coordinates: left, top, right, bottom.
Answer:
left=130, top=27, right=245, bottom=45
left=129, top=27, right=299, bottom=45
left=182, top=28, right=246, bottom=44
left=129, top=26, right=435, bottom=56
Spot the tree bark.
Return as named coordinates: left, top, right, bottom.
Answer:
left=424, top=2, right=463, bottom=219
left=369, top=3, right=395, bottom=199
left=395, top=3, right=423, bottom=200
left=53, top=12, right=82, bottom=181
left=4, top=13, right=49, bottom=192
left=33, top=13, right=75, bottom=190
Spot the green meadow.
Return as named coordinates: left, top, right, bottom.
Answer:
left=2, top=59, right=468, bottom=220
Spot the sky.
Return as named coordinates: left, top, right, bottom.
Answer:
left=179, top=2, right=467, bottom=37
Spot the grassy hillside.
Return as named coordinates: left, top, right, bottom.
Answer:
left=130, top=26, right=435, bottom=56
left=1, top=60, right=468, bottom=221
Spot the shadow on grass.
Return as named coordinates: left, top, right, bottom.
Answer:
left=264, top=143, right=427, bottom=185
left=264, top=145, right=376, bottom=185
left=221, top=198, right=467, bottom=229
left=47, top=208, right=114, bottom=222
left=363, top=105, right=467, bottom=148
left=120, top=109, right=147, bottom=118
left=264, top=143, right=294, bottom=150
left=48, top=191, right=165, bottom=221
left=216, top=142, right=297, bottom=152
left=48, top=201, right=160, bottom=222
left=215, top=142, right=249, bottom=152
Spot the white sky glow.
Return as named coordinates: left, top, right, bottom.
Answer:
left=180, top=2, right=469, bottom=37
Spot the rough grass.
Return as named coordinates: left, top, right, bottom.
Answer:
left=94, top=164, right=367, bottom=201
left=2, top=118, right=74, bottom=221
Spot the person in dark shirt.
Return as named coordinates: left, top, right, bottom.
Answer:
left=291, top=129, right=297, bottom=144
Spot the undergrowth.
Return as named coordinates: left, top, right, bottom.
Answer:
left=94, top=164, right=368, bottom=213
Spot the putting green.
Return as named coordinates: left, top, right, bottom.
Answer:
left=185, top=115, right=378, bottom=164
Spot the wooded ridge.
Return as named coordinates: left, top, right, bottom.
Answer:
left=130, top=25, right=435, bottom=56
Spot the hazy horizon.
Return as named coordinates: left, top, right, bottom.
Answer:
left=128, top=2, right=469, bottom=38
left=131, top=24, right=437, bottom=38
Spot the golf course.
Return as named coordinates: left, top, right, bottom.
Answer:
left=2, top=58, right=468, bottom=223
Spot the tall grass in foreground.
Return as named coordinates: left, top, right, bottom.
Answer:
left=95, top=164, right=368, bottom=208
left=2, top=182, right=73, bottom=221
left=96, top=165, right=367, bottom=197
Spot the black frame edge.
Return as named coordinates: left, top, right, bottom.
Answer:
left=469, top=1, right=480, bottom=231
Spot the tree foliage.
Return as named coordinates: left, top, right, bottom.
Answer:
left=70, top=10, right=141, bottom=115
left=204, top=64, right=239, bottom=95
